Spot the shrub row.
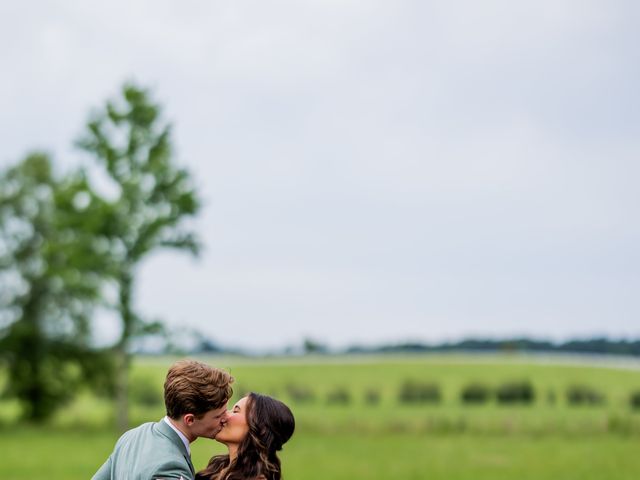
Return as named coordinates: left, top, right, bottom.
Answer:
left=127, top=379, right=640, bottom=410
left=398, top=381, right=441, bottom=403
left=457, top=383, right=640, bottom=407
left=566, top=385, right=606, bottom=406
left=284, top=380, right=536, bottom=405
left=396, top=380, right=537, bottom=405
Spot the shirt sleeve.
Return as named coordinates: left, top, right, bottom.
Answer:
left=91, top=456, right=113, bottom=480
left=152, top=461, right=194, bottom=480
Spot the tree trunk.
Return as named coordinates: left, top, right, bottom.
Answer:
left=20, top=281, right=47, bottom=421
left=114, top=344, right=130, bottom=432
left=115, top=270, right=134, bottom=432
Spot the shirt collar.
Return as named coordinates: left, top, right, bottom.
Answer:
left=163, top=416, right=191, bottom=456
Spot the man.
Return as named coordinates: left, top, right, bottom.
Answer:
left=93, top=360, right=234, bottom=480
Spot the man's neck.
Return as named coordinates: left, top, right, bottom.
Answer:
left=166, top=416, right=195, bottom=444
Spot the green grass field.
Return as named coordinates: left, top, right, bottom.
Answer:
left=1, top=354, right=639, bottom=479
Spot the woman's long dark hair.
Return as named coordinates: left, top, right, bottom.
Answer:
left=196, top=392, right=295, bottom=480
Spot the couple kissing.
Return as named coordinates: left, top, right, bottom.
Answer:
left=93, top=360, right=295, bottom=480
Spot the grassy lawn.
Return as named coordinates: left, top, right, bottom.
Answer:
left=1, top=354, right=639, bottom=479
left=1, top=428, right=638, bottom=480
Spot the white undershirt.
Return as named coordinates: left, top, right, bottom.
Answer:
left=163, top=416, right=191, bottom=456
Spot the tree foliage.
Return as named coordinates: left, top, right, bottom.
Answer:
left=76, top=83, right=201, bottom=430
left=0, top=153, right=114, bottom=421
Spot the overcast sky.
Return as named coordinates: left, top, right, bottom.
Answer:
left=1, top=1, right=639, bottom=349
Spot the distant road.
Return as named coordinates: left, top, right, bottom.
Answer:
left=177, top=351, right=640, bottom=370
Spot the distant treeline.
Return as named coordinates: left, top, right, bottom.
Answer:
left=187, top=336, right=640, bottom=357
left=342, top=338, right=640, bottom=357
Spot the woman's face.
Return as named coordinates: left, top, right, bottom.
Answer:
left=215, top=396, right=250, bottom=445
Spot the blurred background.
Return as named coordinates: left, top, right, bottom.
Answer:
left=1, top=1, right=639, bottom=479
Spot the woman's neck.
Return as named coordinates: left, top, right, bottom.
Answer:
left=228, top=444, right=239, bottom=463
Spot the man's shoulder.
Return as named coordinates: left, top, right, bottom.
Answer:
left=116, top=421, right=183, bottom=450
left=115, top=421, right=156, bottom=444
left=119, top=421, right=156, bottom=435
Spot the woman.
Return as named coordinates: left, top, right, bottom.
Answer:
left=196, top=392, right=295, bottom=480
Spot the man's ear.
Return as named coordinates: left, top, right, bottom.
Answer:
left=183, top=413, right=195, bottom=426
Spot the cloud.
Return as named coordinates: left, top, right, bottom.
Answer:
left=1, top=1, right=639, bottom=348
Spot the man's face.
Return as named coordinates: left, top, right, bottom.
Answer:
left=190, top=404, right=228, bottom=440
